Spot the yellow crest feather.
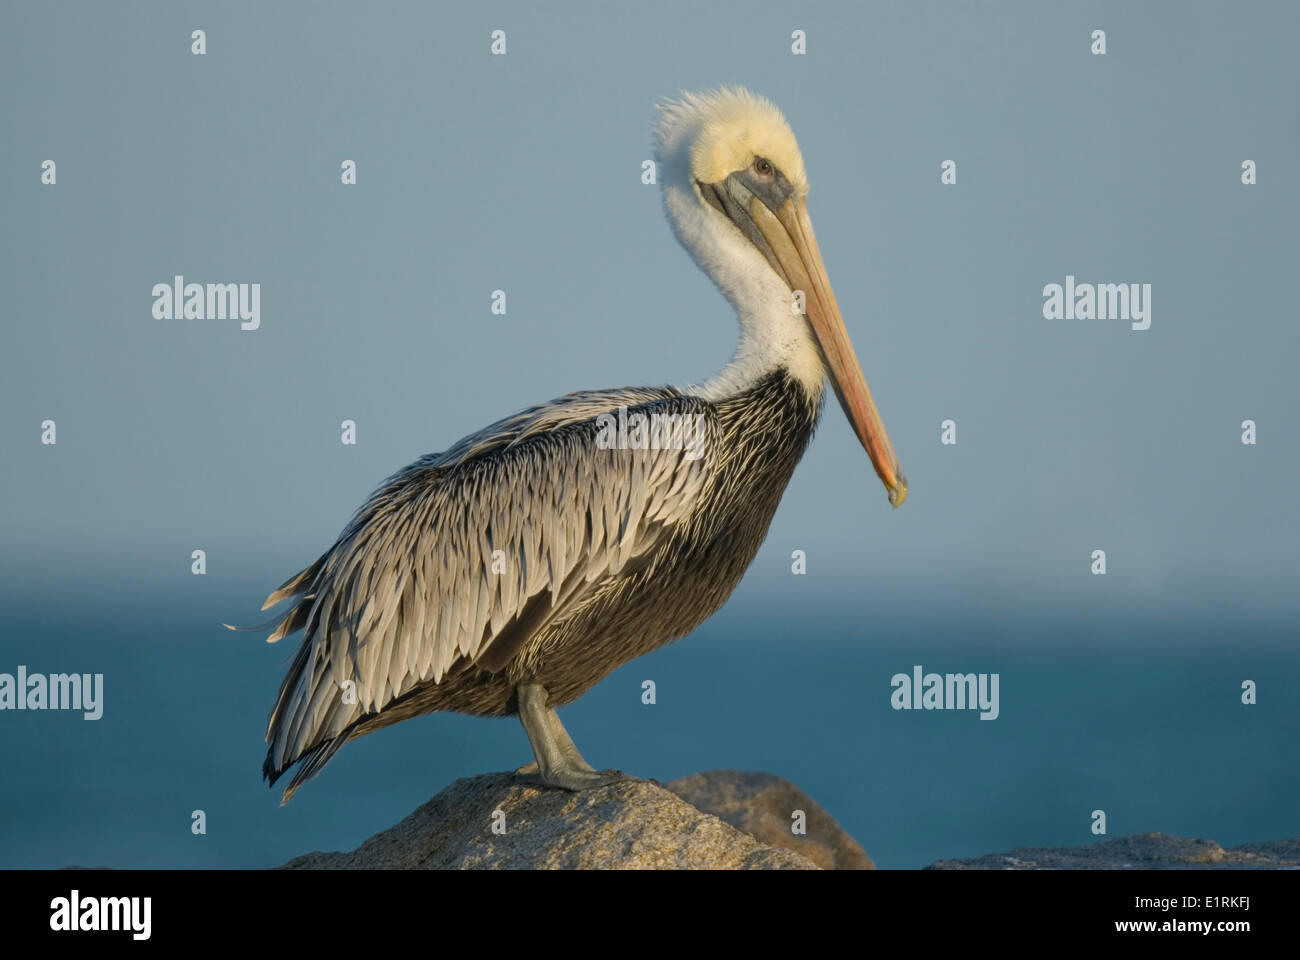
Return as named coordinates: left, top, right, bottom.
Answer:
left=656, top=87, right=808, bottom=193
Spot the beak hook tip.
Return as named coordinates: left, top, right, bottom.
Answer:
left=888, top=475, right=908, bottom=509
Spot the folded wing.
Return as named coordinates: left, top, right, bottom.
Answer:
left=260, top=387, right=717, bottom=800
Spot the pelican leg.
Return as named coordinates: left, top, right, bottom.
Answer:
left=515, top=709, right=591, bottom=775
left=543, top=708, right=597, bottom=772
left=514, top=682, right=627, bottom=790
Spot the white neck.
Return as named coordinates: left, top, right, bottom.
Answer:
left=659, top=182, right=826, bottom=403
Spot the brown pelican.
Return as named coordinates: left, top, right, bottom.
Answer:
left=245, top=88, right=907, bottom=803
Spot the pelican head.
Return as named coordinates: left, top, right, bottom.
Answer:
left=655, top=87, right=907, bottom=508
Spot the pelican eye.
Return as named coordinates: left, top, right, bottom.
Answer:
left=753, top=157, right=774, bottom=177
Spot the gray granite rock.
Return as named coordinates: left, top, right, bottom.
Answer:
left=664, top=770, right=875, bottom=869
left=927, top=831, right=1300, bottom=870
left=280, top=772, right=821, bottom=869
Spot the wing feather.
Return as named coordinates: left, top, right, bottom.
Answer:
left=260, top=388, right=716, bottom=799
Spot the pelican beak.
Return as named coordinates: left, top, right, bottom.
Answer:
left=750, top=197, right=907, bottom=508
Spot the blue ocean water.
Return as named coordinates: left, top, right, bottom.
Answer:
left=1, top=576, right=1294, bottom=869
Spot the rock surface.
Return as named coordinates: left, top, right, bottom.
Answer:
left=664, top=770, right=875, bottom=869
left=928, top=832, right=1300, bottom=870
left=278, top=771, right=1298, bottom=870
left=281, top=771, right=826, bottom=870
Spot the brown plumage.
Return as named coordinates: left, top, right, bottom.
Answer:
left=262, top=373, right=820, bottom=801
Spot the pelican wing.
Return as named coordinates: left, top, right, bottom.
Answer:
left=261, top=387, right=716, bottom=797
